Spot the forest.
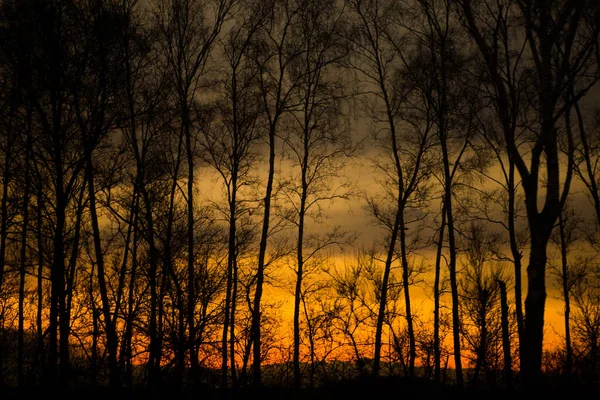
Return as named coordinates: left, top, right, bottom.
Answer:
left=0, top=0, right=599, bottom=396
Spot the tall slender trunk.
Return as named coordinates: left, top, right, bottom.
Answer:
left=507, top=158, right=524, bottom=362
left=86, top=154, right=120, bottom=388
left=293, top=127, right=309, bottom=388
left=441, top=135, right=462, bottom=387
left=473, top=293, right=488, bottom=382
left=56, top=193, right=69, bottom=385
left=373, top=214, right=401, bottom=377
left=372, top=51, right=405, bottom=377
left=113, top=189, right=138, bottom=330
left=177, top=285, right=185, bottom=388
left=240, top=307, right=254, bottom=387
left=156, top=245, right=168, bottom=383
left=123, top=30, right=160, bottom=385
left=301, top=294, right=316, bottom=388
left=222, top=68, right=240, bottom=390
left=251, top=120, right=276, bottom=387
left=399, top=209, right=416, bottom=376
left=558, top=213, right=572, bottom=380
left=185, top=102, right=198, bottom=377
left=498, top=280, right=512, bottom=389
left=433, top=205, right=446, bottom=382
left=62, top=178, right=86, bottom=385
left=90, top=265, right=98, bottom=387
left=18, top=111, right=33, bottom=386
left=0, top=106, right=15, bottom=384
left=138, top=119, right=159, bottom=388
left=36, top=178, right=45, bottom=379
left=230, top=258, right=238, bottom=388
left=163, top=130, right=185, bottom=387
left=48, top=159, right=66, bottom=385
left=47, top=5, right=68, bottom=385
left=221, top=221, right=234, bottom=388
left=0, top=118, right=13, bottom=294
left=122, top=208, right=139, bottom=388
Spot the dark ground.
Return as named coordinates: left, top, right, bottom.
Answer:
left=1, top=375, right=599, bottom=399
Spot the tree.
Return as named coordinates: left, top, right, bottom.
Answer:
left=347, top=0, right=435, bottom=378
left=549, top=204, right=585, bottom=381
left=71, top=3, right=127, bottom=387
left=458, top=222, right=510, bottom=386
left=327, top=252, right=376, bottom=377
left=410, top=0, right=480, bottom=386
left=460, top=0, right=600, bottom=386
left=570, top=260, right=600, bottom=382
left=250, top=0, right=306, bottom=386
left=199, top=0, right=267, bottom=387
left=155, top=0, right=232, bottom=383
left=116, top=2, right=165, bottom=383
left=0, top=0, right=36, bottom=384
left=22, top=0, right=90, bottom=384
left=282, top=0, right=353, bottom=387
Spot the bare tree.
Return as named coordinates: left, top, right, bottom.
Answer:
left=71, top=2, right=129, bottom=387
left=155, top=0, right=232, bottom=383
left=199, top=0, right=267, bottom=387
left=347, top=0, right=436, bottom=378
left=461, top=0, right=600, bottom=386
left=21, top=0, right=91, bottom=384
left=117, top=5, right=166, bottom=384
left=327, top=252, right=376, bottom=378
left=570, top=260, right=600, bottom=382
left=549, top=204, right=585, bottom=381
left=250, top=0, right=306, bottom=386
left=409, top=0, right=482, bottom=387
left=278, top=0, right=354, bottom=387
left=458, top=222, right=509, bottom=386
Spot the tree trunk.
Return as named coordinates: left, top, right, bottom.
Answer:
left=441, top=136, right=462, bottom=387
left=62, top=179, right=86, bottom=386
left=48, top=164, right=66, bottom=385
left=251, top=121, right=276, bottom=387
left=498, top=280, right=512, bottom=389
left=90, top=265, right=98, bottom=388
left=122, top=16, right=161, bottom=385
left=112, top=189, right=138, bottom=331
left=86, top=154, right=120, bottom=388
left=301, top=294, right=316, bottom=388
left=122, top=208, right=139, bottom=388
left=0, top=108, right=14, bottom=385
left=399, top=209, right=416, bottom=376
left=373, top=205, right=401, bottom=377
left=433, top=205, right=446, bottom=382
left=36, top=178, right=45, bottom=378
left=293, top=133, right=309, bottom=388
left=163, top=132, right=184, bottom=388
left=372, top=52, right=405, bottom=377
left=0, top=121, right=12, bottom=294
left=507, top=158, right=525, bottom=362
left=522, top=233, right=549, bottom=388
left=223, top=68, right=240, bottom=388
left=230, top=258, right=239, bottom=388
left=474, top=291, right=488, bottom=383
left=18, top=112, right=32, bottom=386
left=185, top=102, right=198, bottom=377
left=155, top=244, right=168, bottom=385
left=558, top=213, right=572, bottom=381
left=221, top=217, right=234, bottom=388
